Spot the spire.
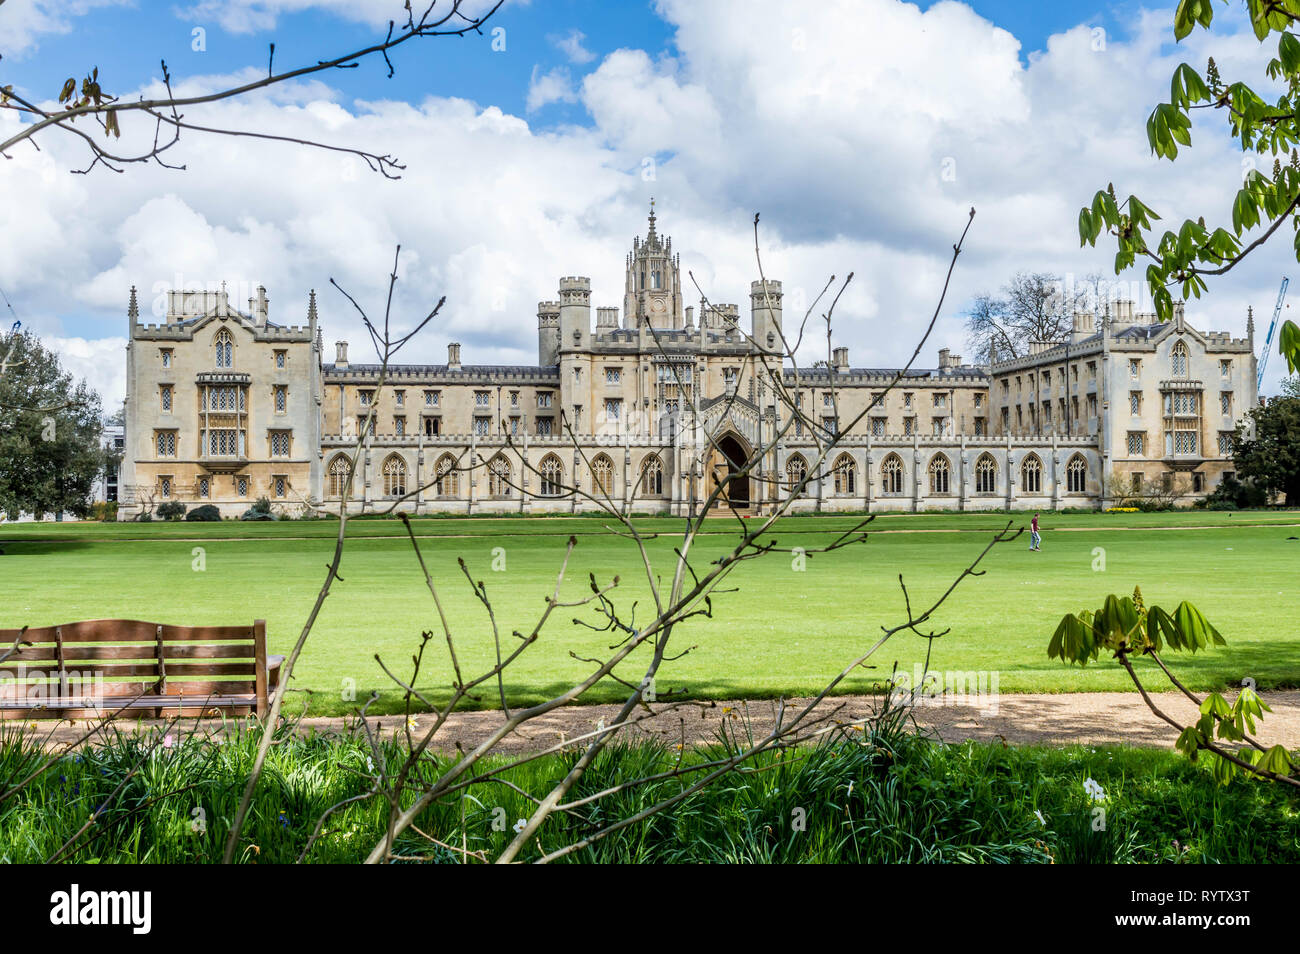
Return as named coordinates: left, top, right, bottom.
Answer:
left=307, top=288, right=318, bottom=325
left=647, top=196, right=657, bottom=240
left=127, top=285, right=139, bottom=322
left=1247, top=305, right=1255, bottom=347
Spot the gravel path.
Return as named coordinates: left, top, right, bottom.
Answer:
left=23, top=690, right=1300, bottom=754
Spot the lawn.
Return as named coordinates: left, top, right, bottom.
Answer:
left=2, top=510, right=1298, bottom=715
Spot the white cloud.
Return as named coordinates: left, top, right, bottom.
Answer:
left=526, top=65, right=577, bottom=112
left=0, top=0, right=131, bottom=59
left=3, top=0, right=1295, bottom=408
left=550, top=28, right=594, bottom=65
left=176, top=0, right=510, bottom=34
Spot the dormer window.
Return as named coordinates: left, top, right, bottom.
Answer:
left=215, top=329, right=233, bottom=369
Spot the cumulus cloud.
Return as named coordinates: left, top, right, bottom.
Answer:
left=0, top=0, right=130, bottom=59
left=526, top=65, right=578, bottom=112
left=550, top=27, right=595, bottom=64
left=2, top=0, right=1294, bottom=409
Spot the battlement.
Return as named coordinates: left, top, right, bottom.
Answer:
left=558, top=276, right=591, bottom=290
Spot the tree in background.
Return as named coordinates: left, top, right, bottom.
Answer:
left=0, top=330, right=104, bottom=519
left=964, top=271, right=1112, bottom=364
left=1231, top=396, right=1300, bottom=505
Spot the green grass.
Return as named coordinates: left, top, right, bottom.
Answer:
left=2, top=719, right=1295, bottom=863
left=2, top=510, right=1298, bottom=715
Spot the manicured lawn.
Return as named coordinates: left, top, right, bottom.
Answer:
left=2, top=510, right=1298, bottom=715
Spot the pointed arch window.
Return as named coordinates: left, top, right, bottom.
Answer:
left=435, top=454, right=459, bottom=497
left=881, top=453, right=904, bottom=495
left=328, top=455, right=351, bottom=498
left=539, top=454, right=564, bottom=497
left=929, top=454, right=951, bottom=495
left=382, top=455, right=407, bottom=498
left=215, top=329, right=233, bottom=369
left=975, top=453, right=997, bottom=494
left=1021, top=453, right=1043, bottom=494
left=641, top=454, right=664, bottom=496
left=1171, top=340, right=1189, bottom=377
left=1067, top=454, right=1088, bottom=493
left=591, top=453, right=614, bottom=497
left=833, top=453, right=857, bottom=495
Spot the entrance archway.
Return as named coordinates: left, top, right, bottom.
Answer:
left=711, top=432, right=751, bottom=509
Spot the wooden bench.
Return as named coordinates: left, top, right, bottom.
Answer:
left=0, top=619, right=283, bottom=719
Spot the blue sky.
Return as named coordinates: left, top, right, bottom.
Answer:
left=0, top=0, right=1294, bottom=404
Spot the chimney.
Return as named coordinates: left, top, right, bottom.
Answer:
left=250, top=285, right=269, bottom=326
left=1113, top=299, right=1135, bottom=327
left=334, top=341, right=349, bottom=369
left=1070, top=311, right=1095, bottom=343
left=448, top=342, right=462, bottom=370
left=684, top=305, right=695, bottom=328
left=832, top=346, right=849, bottom=370
left=938, top=347, right=951, bottom=369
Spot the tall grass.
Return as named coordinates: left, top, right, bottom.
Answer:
left=1, top=716, right=1294, bottom=863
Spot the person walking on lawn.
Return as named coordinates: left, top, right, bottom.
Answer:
left=1030, top=512, right=1041, bottom=551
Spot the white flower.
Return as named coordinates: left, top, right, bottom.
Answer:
left=406, top=716, right=419, bottom=731
left=1083, top=777, right=1107, bottom=803
left=512, top=818, right=527, bottom=834
left=1034, top=809, right=1047, bottom=827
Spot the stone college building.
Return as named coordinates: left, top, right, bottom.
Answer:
left=119, top=208, right=1258, bottom=518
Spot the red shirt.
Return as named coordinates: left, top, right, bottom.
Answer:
left=1031, top=516, right=1039, bottom=532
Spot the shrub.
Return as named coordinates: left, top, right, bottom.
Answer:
left=156, top=500, right=187, bottom=521
left=185, top=504, right=221, bottom=522
left=89, top=501, right=118, bottom=521
left=134, top=511, right=153, bottom=522
left=240, top=497, right=277, bottom=521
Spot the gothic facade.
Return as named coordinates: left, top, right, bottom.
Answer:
left=119, top=210, right=1258, bottom=519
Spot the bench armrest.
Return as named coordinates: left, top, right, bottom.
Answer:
left=266, top=654, right=286, bottom=688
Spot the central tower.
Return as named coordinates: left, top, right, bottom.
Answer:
left=623, top=198, right=684, bottom=330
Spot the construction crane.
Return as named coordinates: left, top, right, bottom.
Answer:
left=1257, top=277, right=1289, bottom=392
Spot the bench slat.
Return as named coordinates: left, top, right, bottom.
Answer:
left=0, top=620, right=256, bottom=642
left=4, top=644, right=256, bottom=662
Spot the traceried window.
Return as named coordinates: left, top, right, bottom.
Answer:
left=928, top=454, right=950, bottom=495
left=327, top=455, right=350, bottom=497
left=214, top=329, right=233, bottom=369
left=270, top=431, right=290, bottom=457
left=641, top=454, right=664, bottom=496
left=975, top=453, right=997, bottom=494
left=394, top=390, right=404, bottom=407
left=605, top=368, right=621, bottom=385
left=537, top=392, right=553, bottom=408
left=423, top=417, right=441, bottom=437
left=1067, top=454, right=1087, bottom=493
left=275, top=350, right=286, bottom=369
left=1173, top=431, right=1198, bottom=455
left=1127, top=432, right=1145, bottom=456
left=435, top=454, right=459, bottom=497
left=539, top=454, right=564, bottom=496
left=1171, top=340, right=1189, bottom=377
left=160, top=386, right=172, bottom=412
left=536, top=417, right=552, bottom=436
left=903, top=417, right=915, bottom=436
left=1021, top=454, right=1043, bottom=494
left=1129, top=391, right=1142, bottom=415
left=475, top=391, right=491, bottom=407
left=784, top=454, right=808, bottom=495
left=274, top=476, right=287, bottom=498
left=1218, top=432, right=1234, bottom=456
left=488, top=455, right=511, bottom=496
left=156, top=431, right=176, bottom=457
left=159, top=476, right=172, bottom=498
left=394, top=417, right=405, bottom=436
left=382, top=455, right=406, bottom=497
left=832, top=453, right=856, bottom=495
left=275, top=386, right=287, bottom=414
left=591, top=454, right=614, bottom=496
left=881, top=453, right=904, bottom=495
left=473, top=417, right=490, bottom=436
left=1220, top=391, right=1233, bottom=416
left=236, top=476, right=249, bottom=497
left=603, top=398, right=622, bottom=421
left=1220, top=359, right=1232, bottom=377
left=198, top=476, right=210, bottom=499
left=424, top=390, right=440, bottom=407
left=208, top=428, right=240, bottom=456
left=870, top=417, right=886, bottom=437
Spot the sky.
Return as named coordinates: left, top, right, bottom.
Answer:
left=1, top=0, right=1297, bottom=410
